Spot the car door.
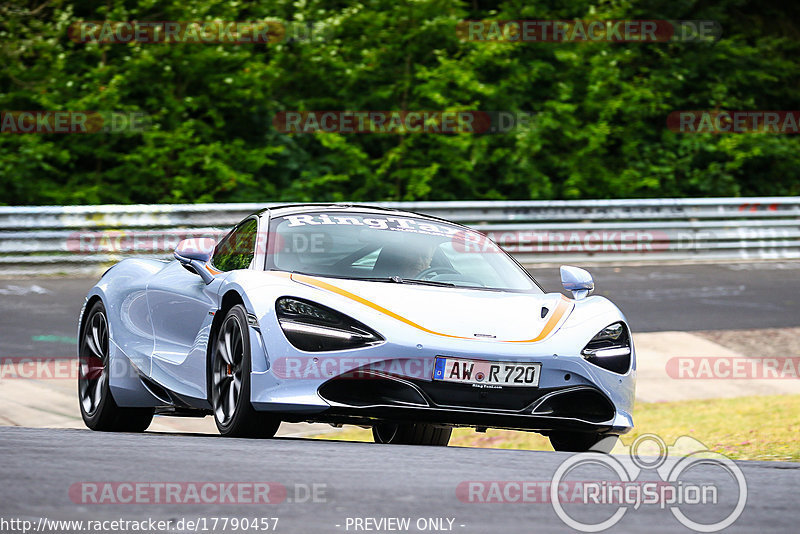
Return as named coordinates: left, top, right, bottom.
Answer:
left=146, top=218, right=258, bottom=400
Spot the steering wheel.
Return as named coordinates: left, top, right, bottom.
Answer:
left=416, top=266, right=459, bottom=280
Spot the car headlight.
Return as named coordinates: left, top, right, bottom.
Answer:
left=580, top=321, right=631, bottom=374
left=276, top=297, right=384, bottom=352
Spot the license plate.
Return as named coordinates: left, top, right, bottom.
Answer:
left=433, top=357, right=541, bottom=387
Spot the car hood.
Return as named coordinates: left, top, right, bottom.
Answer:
left=289, top=273, right=574, bottom=342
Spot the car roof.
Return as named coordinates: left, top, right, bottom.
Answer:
left=255, top=203, right=465, bottom=228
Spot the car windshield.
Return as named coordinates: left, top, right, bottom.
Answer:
left=266, top=211, right=541, bottom=292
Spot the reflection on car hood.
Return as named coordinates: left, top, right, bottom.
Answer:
left=289, top=273, right=573, bottom=343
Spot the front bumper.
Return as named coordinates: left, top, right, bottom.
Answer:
left=253, top=362, right=633, bottom=434
left=250, top=334, right=635, bottom=435
left=310, top=370, right=630, bottom=434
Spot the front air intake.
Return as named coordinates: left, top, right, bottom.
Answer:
left=318, top=373, right=428, bottom=407
left=531, top=387, right=615, bottom=423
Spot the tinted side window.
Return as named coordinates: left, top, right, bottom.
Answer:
left=212, top=219, right=258, bottom=272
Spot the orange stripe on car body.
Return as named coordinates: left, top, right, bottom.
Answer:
left=289, top=273, right=573, bottom=343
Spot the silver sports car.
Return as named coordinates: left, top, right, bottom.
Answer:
left=78, top=204, right=635, bottom=451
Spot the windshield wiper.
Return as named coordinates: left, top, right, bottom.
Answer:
left=282, top=272, right=457, bottom=287
left=400, top=278, right=456, bottom=287
left=357, top=276, right=455, bottom=287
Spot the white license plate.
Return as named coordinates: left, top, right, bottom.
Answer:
left=433, top=357, right=541, bottom=387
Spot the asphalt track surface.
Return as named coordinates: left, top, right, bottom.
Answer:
left=3, top=262, right=800, bottom=360
left=2, top=262, right=799, bottom=533
left=0, top=427, right=796, bottom=533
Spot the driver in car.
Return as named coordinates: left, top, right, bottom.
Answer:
left=374, top=241, right=439, bottom=279
left=399, top=243, right=437, bottom=278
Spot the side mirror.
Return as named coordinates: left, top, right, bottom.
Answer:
left=560, top=265, right=594, bottom=300
left=174, top=238, right=216, bottom=284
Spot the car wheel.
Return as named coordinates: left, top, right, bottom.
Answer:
left=78, top=301, right=154, bottom=432
left=211, top=304, right=280, bottom=438
left=549, top=432, right=618, bottom=453
left=372, top=422, right=451, bottom=446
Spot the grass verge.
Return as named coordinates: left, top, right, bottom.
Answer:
left=313, top=394, right=800, bottom=461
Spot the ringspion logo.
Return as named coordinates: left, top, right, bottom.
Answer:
left=550, top=435, right=746, bottom=532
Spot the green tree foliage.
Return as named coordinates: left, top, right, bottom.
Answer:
left=1, top=0, right=799, bottom=205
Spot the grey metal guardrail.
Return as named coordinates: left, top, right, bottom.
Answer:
left=0, top=197, right=799, bottom=275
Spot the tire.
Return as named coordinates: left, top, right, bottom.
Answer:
left=78, top=301, right=154, bottom=432
left=211, top=304, right=280, bottom=438
left=372, top=422, right=451, bottom=446
left=549, top=432, right=618, bottom=453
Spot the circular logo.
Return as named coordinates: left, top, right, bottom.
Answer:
left=630, top=434, right=668, bottom=470
left=549, top=434, right=748, bottom=532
